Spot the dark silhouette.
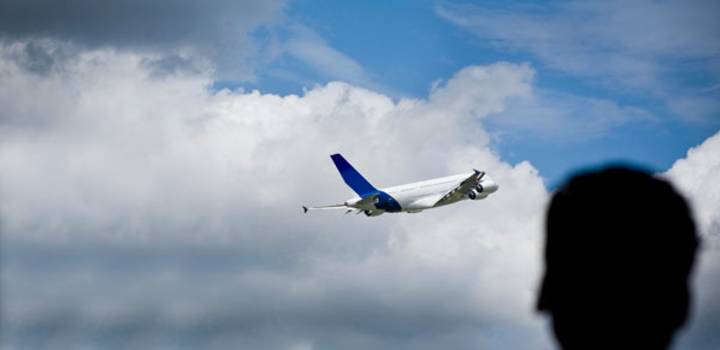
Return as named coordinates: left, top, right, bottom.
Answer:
left=537, top=166, right=699, bottom=349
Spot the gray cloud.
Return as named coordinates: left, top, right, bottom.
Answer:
left=0, top=0, right=282, bottom=47
left=141, top=54, right=204, bottom=78
left=0, top=0, right=385, bottom=91
left=15, top=40, right=55, bottom=74
left=0, top=0, right=285, bottom=79
left=0, top=39, right=77, bottom=76
left=2, top=243, right=551, bottom=350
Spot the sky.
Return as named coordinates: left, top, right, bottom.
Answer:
left=0, top=1, right=719, bottom=350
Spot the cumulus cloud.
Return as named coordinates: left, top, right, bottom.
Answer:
left=0, top=41, right=553, bottom=349
left=664, top=130, right=720, bottom=349
left=1, top=36, right=719, bottom=349
left=665, top=131, right=720, bottom=241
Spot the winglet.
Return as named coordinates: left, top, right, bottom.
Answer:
left=330, top=154, right=378, bottom=197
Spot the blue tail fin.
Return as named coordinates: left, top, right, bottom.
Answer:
left=330, top=154, right=378, bottom=197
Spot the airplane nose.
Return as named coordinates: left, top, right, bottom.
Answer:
left=485, top=180, right=499, bottom=193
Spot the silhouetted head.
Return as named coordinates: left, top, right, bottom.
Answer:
left=537, top=166, right=699, bottom=349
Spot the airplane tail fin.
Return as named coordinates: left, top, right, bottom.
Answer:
left=330, top=154, right=378, bottom=197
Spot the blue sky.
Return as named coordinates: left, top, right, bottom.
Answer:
left=236, top=0, right=720, bottom=186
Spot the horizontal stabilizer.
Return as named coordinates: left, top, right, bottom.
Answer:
left=303, top=203, right=346, bottom=213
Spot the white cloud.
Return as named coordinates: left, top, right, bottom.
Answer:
left=664, top=130, right=720, bottom=349
left=2, top=38, right=719, bottom=349
left=0, top=41, right=553, bottom=349
left=665, top=131, right=720, bottom=241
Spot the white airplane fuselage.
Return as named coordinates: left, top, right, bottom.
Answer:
left=344, top=172, right=498, bottom=215
left=304, top=154, right=499, bottom=217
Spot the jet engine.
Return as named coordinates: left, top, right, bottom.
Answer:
left=467, top=185, right=488, bottom=200
left=468, top=189, right=479, bottom=200
left=364, top=209, right=385, bottom=217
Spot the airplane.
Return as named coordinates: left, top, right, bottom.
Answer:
left=303, top=153, right=498, bottom=216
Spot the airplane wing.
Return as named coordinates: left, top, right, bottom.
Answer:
left=433, top=170, right=485, bottom=207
